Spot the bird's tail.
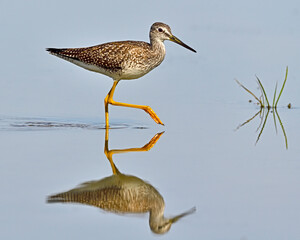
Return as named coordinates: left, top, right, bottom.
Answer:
left=47, top=193, right=71, bottom=203
left=46, top=48, right=67, bottom=55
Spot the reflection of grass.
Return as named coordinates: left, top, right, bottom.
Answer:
left=236, top=67, right=289, bottom=149
left=236, top=66, right=288, bottom=109
left=236, top=108, right=288, bottom=149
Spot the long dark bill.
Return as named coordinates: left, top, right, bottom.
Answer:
left=169, top=35, right=197, bottom=53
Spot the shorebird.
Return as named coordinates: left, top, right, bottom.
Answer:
left=47, top=130, right=195, bottom=234
left=47, top=22, right=196, bottom=127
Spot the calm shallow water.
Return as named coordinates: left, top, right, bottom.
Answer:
left=1, top=0, right=300, bottom=239
left=1, top=103, right=300, bottom=239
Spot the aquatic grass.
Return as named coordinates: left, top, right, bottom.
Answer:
left=236, top=106, right=288, bottom=149
left=275, top=66, right=288, bottom=107
left=256, top=75, right=270, bottom=108
left=235, top=79, right=262, bottom=105
left=236, top=66, right=288, bottom=109
left=255, top=108, right=269, bottom=145
left=272, top=82, right=278, bottom=109
left=275, top=108, right=288, bottom=149
left=235, top=67, right=289, bottom=149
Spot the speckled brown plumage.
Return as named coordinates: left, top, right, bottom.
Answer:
left=46, top=22, right=196, bottom=126
left=47, top=41, right=156, bottom=72
left=47, top=174, right=164, bottom=214
left=47, top=172, right=195, bottom=234
left=47, top=39, right=166, bottom=81
left=46, top=22, right=196, bottom=82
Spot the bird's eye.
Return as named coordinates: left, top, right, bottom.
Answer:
left=158, top=28, right=163, bottom=32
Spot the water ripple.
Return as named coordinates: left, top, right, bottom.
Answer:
left=0, top=116, right=146, bottom=131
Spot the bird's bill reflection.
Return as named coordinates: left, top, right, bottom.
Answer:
left=170, top=207, right=196, bottom=223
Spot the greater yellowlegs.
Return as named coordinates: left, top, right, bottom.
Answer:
left=47, top=130, right=195, bottom=234
left=47, top=22, right=196, bottom=127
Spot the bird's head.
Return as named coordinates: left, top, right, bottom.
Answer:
left=150, top=22, right=196, bottom=53
left=150, top=207, right=196, bottom=234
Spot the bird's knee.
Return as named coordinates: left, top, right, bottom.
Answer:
left=144, top=106, right=153, bottom=113
left=105, top=96, right=114, bottom=105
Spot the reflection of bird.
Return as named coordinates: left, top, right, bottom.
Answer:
left=47, top=131, right=195, bottom=234
left=47, top=170, right=195, bottom=234
left=47, top=22, right=196, bottom=127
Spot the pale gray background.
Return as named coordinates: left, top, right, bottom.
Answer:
left=1, top=0, right=300, bottom=239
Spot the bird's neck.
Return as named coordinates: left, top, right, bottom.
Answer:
left=149, top=38, right=166, bottom=57
left=148, top=38, right=166, bottom=69
left=149, top=198, right=165, bottom=220
left=149, top=209, right=165, bottom=223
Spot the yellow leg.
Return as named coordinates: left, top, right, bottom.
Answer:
left=104, top=81, right=118, bottom=128
left=104, top=80, right=164, bottom=127
left=104, top=127, right=164, bottom=175
left=104, top=128, right=119, bottom=175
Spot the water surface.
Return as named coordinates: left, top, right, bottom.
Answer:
left=1, top=0, right=300, bottom=239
